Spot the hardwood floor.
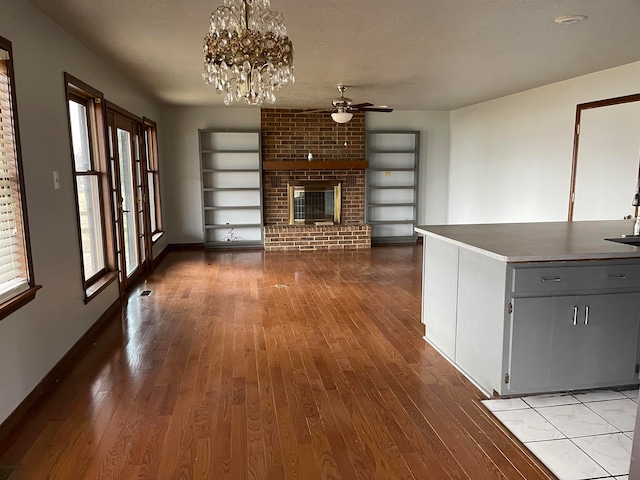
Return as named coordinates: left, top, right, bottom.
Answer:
left=0, top=246, right=554, bottom=479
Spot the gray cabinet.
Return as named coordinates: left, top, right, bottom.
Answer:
left=506, top=263, right=640, bottom=395
left=421, top=232, right=640, bottom=396
left=365, top=131, right=419, bottom=244
left=199, top=129, right=263, bottom=248
left=509, top=292, right=640, bottom=394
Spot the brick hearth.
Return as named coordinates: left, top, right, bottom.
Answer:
left=263, top=224, right=371, bottom=252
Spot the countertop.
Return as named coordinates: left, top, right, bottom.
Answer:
left=415, top=220, right=640, bottom=262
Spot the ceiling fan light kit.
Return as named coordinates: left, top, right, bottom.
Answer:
left=300, top=84, right=393, bottom=123
left=331, top=111, right=353, bottom=123
left=202, top=0, right=294, bottom=106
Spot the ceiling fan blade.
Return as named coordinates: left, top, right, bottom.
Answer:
left=355, top=106, right=394, bottom=113
left=295, top=108, right=333, bottom=115
left=350, top=102, right=374, bottom=109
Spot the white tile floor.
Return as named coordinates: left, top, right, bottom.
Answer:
left=482, top=388, right=639, bottom=480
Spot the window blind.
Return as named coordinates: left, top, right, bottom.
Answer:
left=0, top=54, right=29, bottom=304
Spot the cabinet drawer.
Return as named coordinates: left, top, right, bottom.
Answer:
left=580, top=264, right=640, bottom=290
left=513, top=267, right=581, bottom=293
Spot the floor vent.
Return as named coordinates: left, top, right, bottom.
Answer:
left=0, top=465, right=19, bottom=480
left=140, top=290, right=152, bottom=296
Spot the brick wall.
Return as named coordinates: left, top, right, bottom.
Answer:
left=261, top=109, right=366, bottom=224
left=261, top=108, right=365, bottom=163
left=260, top=109, right=370, bottom=250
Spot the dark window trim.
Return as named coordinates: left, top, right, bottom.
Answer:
left=64, top=73, right=118, bottom=301
left=84, top=271, right=118, bottom=303
left=151, top=231, right=165, bottom=245
left=105, top=101, right=143, bottom=124
left=0, top=286, right=42, bottom=322
left=143, top=117, right=164, bottom=243
left=0, top=35, right=40, bottom=321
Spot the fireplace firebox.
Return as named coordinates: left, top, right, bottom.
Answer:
left=288, top=181, right=341, bottom=225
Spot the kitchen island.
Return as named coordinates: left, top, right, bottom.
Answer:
left=416, top=220, right=640, bottom=397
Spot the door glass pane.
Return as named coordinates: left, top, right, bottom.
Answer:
left=108, top=126, right=113, bottom=158
left=76, top=175, right=105, bottom=277
left=139, top=209, right=146, bottom=263
left=117, top=128, right=139, bottom=277
left=134, top=134, right=140, bottom=161
left=148, top=172, right=157, bottom=233
left=145, top=130, right=151, bottom=169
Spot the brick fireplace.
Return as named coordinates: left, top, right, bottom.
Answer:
left=261, top=109, right=371, bottom=251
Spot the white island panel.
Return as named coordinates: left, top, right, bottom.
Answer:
left=456, top=248, right=508, bottom=395
left=422, top=237, right=459, bottom=361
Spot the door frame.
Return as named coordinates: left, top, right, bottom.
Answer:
left=568, top=93, right=640, bottom=221
left=105, top=102, right=149, bottom=294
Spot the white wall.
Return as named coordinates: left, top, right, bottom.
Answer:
left=448, top=61, right=640, bottom=224
left=366, top=111, right=451, bottom=225
left=0, top=0, right=163, bottom=425
left=159, top=106, right=260, bottom=244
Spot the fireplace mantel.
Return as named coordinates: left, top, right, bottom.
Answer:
left=263, top=160, right=368, bottom=171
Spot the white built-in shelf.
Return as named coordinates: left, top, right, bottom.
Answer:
left=365, top=131, right=420, bottom=244
left=199, top=129, right=264, bottom=248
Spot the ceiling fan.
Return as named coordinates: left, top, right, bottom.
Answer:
left=300, top=84, right=393, bottom=123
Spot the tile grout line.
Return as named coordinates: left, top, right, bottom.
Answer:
left=484, top=390, right=638, bottom=480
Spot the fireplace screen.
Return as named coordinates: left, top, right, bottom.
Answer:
left=288, top=182, right=341, bottom=225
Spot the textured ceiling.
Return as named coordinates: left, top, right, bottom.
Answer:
left=26, top=0, right=640, bottom=111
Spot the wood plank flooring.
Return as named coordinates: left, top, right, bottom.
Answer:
left=0, top=246, right=554, bottom=479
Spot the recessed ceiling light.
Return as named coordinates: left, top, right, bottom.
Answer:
left=554, top=15, right=588, bottom=25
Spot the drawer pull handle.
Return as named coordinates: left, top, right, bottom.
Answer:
left=541, top=277, right=562, bottom=282
left=573, top=306, right=578, bottom=326
left=584, top=305, right=589, bottom=325
left=608, top=274, right=627, bottom=279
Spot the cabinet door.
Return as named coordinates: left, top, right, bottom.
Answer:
left=510, top=293, right=640, bottom=394
left=579, top=292, right=640, bottom=388
left=509, top=296, right=582, bottom=394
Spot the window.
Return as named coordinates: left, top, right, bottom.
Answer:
left=143, top=119, right=163, bottom=242
left=0, top=36, right=39, bottom=319
left=65, top=74, right=117, bottom=301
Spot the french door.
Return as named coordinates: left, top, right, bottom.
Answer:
left=106, top=106, right=147, bottom=294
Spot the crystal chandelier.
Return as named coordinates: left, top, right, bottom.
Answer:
left=202, top=0, right=294, bottom=106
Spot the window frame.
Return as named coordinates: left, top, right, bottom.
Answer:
left=0, top=36, right=41, bottom=321
left=64, top=73, right=117, bottom=302
left=143, top=118, right=164, bottom=244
